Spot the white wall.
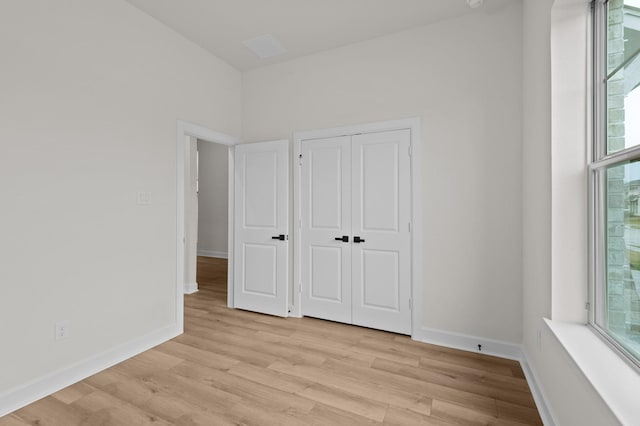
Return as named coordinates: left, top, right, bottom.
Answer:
left=196, top=141, right=229, bottom=257
left=521, top=0, right=553, bottom=394
left=0, top=0, right=241, bottom=398
left=243, top=3, right=524, bottom=344
left=522, top=0, right=618, bottom=423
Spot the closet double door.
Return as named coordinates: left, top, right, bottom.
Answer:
left=300, top=129, right=412, bottom=335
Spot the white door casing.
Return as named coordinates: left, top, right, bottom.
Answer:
left=184, top=136, right=199, bottom=294
left=233, top=140, right=289, bottom=317
left=299, top=129, right=412, bottom=335
left=177, top=120, right=239, bottom=334
left=300, top=136, right=352, bottom=323
left=351, top=130, right=412, bottom=334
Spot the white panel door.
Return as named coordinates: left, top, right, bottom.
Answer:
left=234, top=140, right=289, bottom=317
left=300, top=136, right=352, bottom=323
left=351, top=129, right=412, bottom=334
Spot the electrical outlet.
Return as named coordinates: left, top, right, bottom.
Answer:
left=55, top=320, right=70, bottom=340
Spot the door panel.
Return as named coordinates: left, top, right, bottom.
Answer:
left=310, top=246, right=343, bottom=301
left=234, top=140, right=288, bottom=317
left=310, top=147, right=343, bottom=229
left=361, top=249, right=400, bottom=311
left=361, top=141, right=400, bottom=232
left=301, top=137, right=352, bottom=323
left=352, top=129, right=411, bottom=334
left=243, top=244, right=277, bottom=296
left=244, top=151, right=278, bottom=228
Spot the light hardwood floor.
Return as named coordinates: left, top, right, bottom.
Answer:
left=1, top=257, right=542, bottom=425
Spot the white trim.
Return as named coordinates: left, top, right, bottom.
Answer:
left=408, top=120, right=423, bottom=338
left=197, top=250, right=228, bottom=259
left=176, top=120, right=239, bottom=333
left=0, top=324, right=178, bottom=418
left=291, top=137, right=303, bottom=318
left=412, top=326, right=522, bottom=361
left=183, top=282, right=199, bottom=294
left=545, top=318, right=640, bottom=425
left=292, top=118, right=423, bottom=329
left=412, top=325, right=556, bottom=423
left=520, top=349, right=557, bottom=426
left=227, top=147, right=235, bottom=309
left=294, top=118, right=421, bottom=141
left=414, top=325, right=555, bottom=424
left=177, top=121, right=239, bottom=147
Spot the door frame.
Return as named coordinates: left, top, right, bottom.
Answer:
left=292, top=118, right=423, bottom=337
left=176, top=120, right=238, bottom=333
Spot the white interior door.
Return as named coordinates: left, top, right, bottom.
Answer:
left=234, top=140, right=289, bottom=317
left=300, top=136, right=352, bottom=323
left=351, top=129, right=412, bottom=334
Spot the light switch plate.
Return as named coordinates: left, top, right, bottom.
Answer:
left=136, top=191, right=152, bottom=206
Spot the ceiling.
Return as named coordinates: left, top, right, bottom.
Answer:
left=125, top=0, right=512, bottom=71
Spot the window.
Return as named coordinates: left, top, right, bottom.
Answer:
left=592, top=0, right=640, bottom=368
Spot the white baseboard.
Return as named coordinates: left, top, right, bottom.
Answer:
left=412, top=326, right=554, bottom=425
left=184, top=282, right=199, bottom=294
left=412, top=326, right=522, bottom=360
left=197, top=250, right=228, bottom=259
left=520, top=349, right=557, bottom=426
left=0, top=324, right=178, bottom=418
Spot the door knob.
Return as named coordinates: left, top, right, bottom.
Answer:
left=334, top=236, right=349, bottom=242
left=353, top=236, right=365, bottom=243
left=271, top=234, right=287, bottom=241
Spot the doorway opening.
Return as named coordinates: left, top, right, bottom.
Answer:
left=176, top=120, right=238, bottom=333
left=191, top=139, right=230, bottom=306
left=195, top=256, right=229, bottom=310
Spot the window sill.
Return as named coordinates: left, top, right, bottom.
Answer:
left=544, top=318, right=640, bottom=425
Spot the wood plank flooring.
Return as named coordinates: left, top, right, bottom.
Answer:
left=1, top=257, right=542, bottom=425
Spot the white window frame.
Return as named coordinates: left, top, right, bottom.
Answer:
left=590, top=0, right=640, bottom=371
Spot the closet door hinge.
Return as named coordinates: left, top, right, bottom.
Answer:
left=299, top=154, right=303, bottom=166
left=408, top=144, right=412, bottom=157
left=409, top=299, right=412, bottom=311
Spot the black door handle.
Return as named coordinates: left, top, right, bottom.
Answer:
left=334, top=236, right=349, bottom=242
left=271, top=234, right=287, bottom=241
left=353, top=236, right=365, bottom=243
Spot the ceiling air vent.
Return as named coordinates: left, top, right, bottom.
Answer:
left=242, top=34, right=287, bottom=59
